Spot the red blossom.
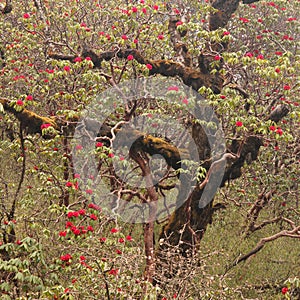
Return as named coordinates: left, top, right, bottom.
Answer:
left=60, top=253, right=72, bottom=261
left=41, top=123, right=52, bottom=129
left=96, top=142, right=103, bottom=147
left=119, top=238, right=124, bottom=243
left=235, top=121, right=243, bottom=127
left=85, top=56, right=92, bottom=61
left=63, top=65, right=71, bottom=72
left=276, top=128, right=283, bottom=136
left=80, top=255, right=86, bottom=261
left=90, top=214, right=97, bottom=220
left=146, top=64, right=153, bottom=70
left=132, top=7, right=138, bottom=13
left=78, top=209, right=85, bottom=215
left=153, top=5, right=159, bottom=10
left=283, top=85, right=291, bottom=90
left=269, top=125, right=276, bottom=131
left=110, top=228, right=118, bottom=233
left=87, top=225, right=94, bottom=232
left=26, top=95, right=33, bottom=101
left=121, top=34, right=128, bottom=40
left=223, top=31, right=230, bottom=35
left=157, top=34, right=164, bottom=40
left=214, top=55, right=221, bottom=61
left=109, top=269, right=119, bottom=275
left=23, top=13, right=30, bottom=19
left=126, top=235, right=132, bottom=241
left=245, top=52, right=253, bottom=58
left=282, top=287, right=288, bottom=295
left=100, top=237, right=106, bottom=242
left=85, top=189, right=93, bottom=194
left=127, top=54, right=134, bottom=61
left=16, top=99, right=24, bottom=106
left=59, top=231, right=67, bottom=237
left=168, top=86, right=179, bottom=91
left=176, top=21, right=183, bottom=26
left=66, top=181, right=73, bottom=188
left=74, top=57, right=82, bottom=63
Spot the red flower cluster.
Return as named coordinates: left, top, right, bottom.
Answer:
left=41, top=123, right=52, bottom=130
left=60, top=253, right=72, bottom=261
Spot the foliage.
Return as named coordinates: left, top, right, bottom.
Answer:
left=0, top=0, right=299, bottom=299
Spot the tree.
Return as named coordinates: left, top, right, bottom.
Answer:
left=0, top=0, right=299, bottom=299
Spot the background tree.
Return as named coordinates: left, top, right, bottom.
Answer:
left=0, top=0, right=299, bottom=299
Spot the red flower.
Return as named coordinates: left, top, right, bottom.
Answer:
left=75, top=144, right=83, bottom=150
left=157, top=34, right=164, bottom=40
left=109, top=269, right=119, bottom=275
left=74, top=57, right=82, bottom=63
left=153, top=5, right=159, bottom=10
left=182, top=98, right=188, bottom=104
left=176, top=21, right=183, bottom=26
left=127, top=54, right=134, bottom=61
left=100, top=237, right=106, bottom=243
left=121, top=34, right=128, bottom=40
left=41, top=123, right=52, bottom=130
left=276, top=128, right=283, bottom=136
left=108, top=153, right=114, bottom=158
left=239, top=17, right=249, bottom=23
left=87, top=225, right=94, bottom=232
left=80, top=255, right=86, bottom=261
left=236, top=121, right=243, bottom=127
left=16, top=99, right=24, bottom=106
left=116, top=249, right=122, bottom=254
left=90, top=214, right=97, bottom=220
left=119, top=238, right=124, bottom=243
left=26, top=95, right=33, bottom=101
left=245, top=52, right=253, bottom=58
left=256, top=54, right=264, bottom=60
left=275, top=68, right=280, bottom=73
left=282, top=287, right=288, bottom=295
left=146, top=64, right=153, bottom=70
left=63, top=66, right=71, bottom=72
left=168, top=86, right=179, bottom=91
left=269, top=125, right=276, bottom=131
left=126, top=235, right=132, bottom=241
left=23, top=13, right=30, bottom=19
left=275, top=51, right=283, bottom=56
left=85, top=56, right=91, bottom=61
left=59, top=231, right=67, bottom=237
left=67, top=211, right=75, bottom=218
left=85, top=189, right=93, bottom=194
left=60, top=253, right=72, bottom=261
left=220, top=95, right=226, bottom=99
left=283, top=85, right=290, bottom=90
left=132, top=7, right=138, bottom=13
left=66, top=182, right=73, bottom=188
left=223, top=31, right=230, bottom=35
left=110, top=228, right=118, bottom=233
left=214, top=55, right=221, bottom=61
left=96, top=142, right=103, bottom=147
left=78, top=209, right=85, bottom=215
left=142, top=8, right=147, bottom=14
left=65, top=221, right=73, bottom=228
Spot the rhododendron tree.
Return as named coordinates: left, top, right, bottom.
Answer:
left=0, top=0, right=299, bottom=299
